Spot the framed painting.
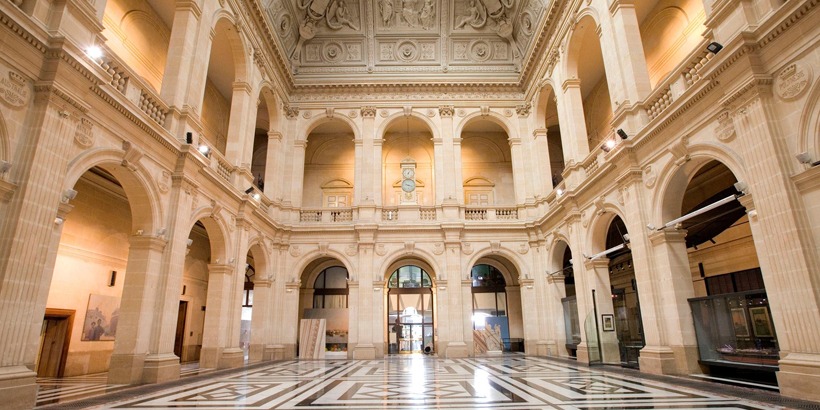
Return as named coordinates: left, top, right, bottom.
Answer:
left=730, top=308, right=750, bottom=338
left=749, top=306, right=774, bottom=337
left=602, top=314, right=615, bottom=332
left=81, top=294, right=120, bottom=341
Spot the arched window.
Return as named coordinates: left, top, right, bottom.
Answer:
left=313, top=266, right=348, bottom=308
left=471, top=264, right=508, bottom=329
left=388, top=265, right=432, bottom=288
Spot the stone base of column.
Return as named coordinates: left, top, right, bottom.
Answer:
left=374, top=342, right=385, bottom=358
left=601, top=339, right=621, bottom=365
left=535, top=340, right=558, bottom=357
left=576, top=342, right=593, bottom=365
left=443, top=342, right=469, bottom=358
left=267, top=344, right=285, bottom=360
left=142, top=353, right=180, bottom=383
left=108, top=353, right=145, bottom=384
left=249, top=344, right=266, bottom=363
left=638, top=345, right=677, bottom=375
left=352, top=344, right=376, bottom=359
left=199, top=347, right=220, bottom=369
left=0, top=366, right=37, bottom=410
left=777, top=352, right=820, bottom=402
left=671, top=345, right=701, bottom=374
left=218, top=348, right=244, bottom=369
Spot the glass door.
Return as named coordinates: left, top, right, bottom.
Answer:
left=388, top=291, right=433, bottom=354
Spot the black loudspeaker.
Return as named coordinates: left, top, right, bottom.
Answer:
left=186, top=132, right=193, bottom=144
left=109, top=271, right=117, bottom=287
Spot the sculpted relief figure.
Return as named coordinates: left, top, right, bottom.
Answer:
left=455, top=0, right=485, bottom=29
left=327, top=0, right=360, bottom=30
left=379, top=0, right=394, bottom=26
left=419, top=0, right=436, bottom=30
left=401, top=0, right=420, bottom=27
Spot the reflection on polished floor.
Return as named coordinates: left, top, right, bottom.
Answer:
left=36, top=356, right=813, bottom=409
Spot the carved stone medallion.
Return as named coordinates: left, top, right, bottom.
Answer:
left=775, top=62, right=811, bottom=101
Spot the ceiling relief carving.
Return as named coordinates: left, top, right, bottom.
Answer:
left=264, top=0, right=546, bottom=83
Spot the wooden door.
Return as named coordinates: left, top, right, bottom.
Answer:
left=37, top=310, right=74, bottom=377
left=174, top=301, right=188, bottom=361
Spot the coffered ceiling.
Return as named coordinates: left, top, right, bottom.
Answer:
left=262, top=0, right=549, bottom=86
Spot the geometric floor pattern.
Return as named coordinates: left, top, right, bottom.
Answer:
left=36, top=356, right=804, bottom=409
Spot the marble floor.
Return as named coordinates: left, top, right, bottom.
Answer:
left=35, top=356, right=816, bottom=409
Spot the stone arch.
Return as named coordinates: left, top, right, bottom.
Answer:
left=292, top=250, right=355, bottom=284
left=209, top=13, right=250, bottom=83
left=586, top=206, right=629, bottom=255
left=548, top=238, right=575, bottom=273
left=245, top=235, right=270, bottom=280
left=63, top=148, right=162, bottom=234
left=533, top=80, right=559, bottom=127
left=454, top=111, right=516, bottom=140
left=653, top=143, right=749, bottom=225
left=798, top=78, right=820, bottom=157
left=186, top=206, right=232, bottom=265
left=465, top=247, right=527, bottom=285
left=256, top=83, right=281, bottom=132
left=298, top=257, right=352, bottom=289
left=376, top=111, right=439, bottom=142
left=563, top=10, right=602, bottom=79
left=380, top=252, right=441, bottom=283
left=300, top=114, right=361, bottom=143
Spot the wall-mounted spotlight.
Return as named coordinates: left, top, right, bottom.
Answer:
left=186, top=238, right=193, bottom=247
left=796, top=152, right=820, bottom=167
left=647, top=183, right=746, bottom=231
left=62, top=188, right=78, bottom=202
left=0, top=160, right=11, bottom=175
left=253, top=192, right=261, bottom=201
left=54, top=217, right=65, bottom=225
left=198, top=144, right=210, bottom=156
left=706, top=42, right=723, bottom=54
left=556, top=188, right=564, bottom=197
left=85, top=45, right=104, bottom=60
left=244, top=187, right=255, bottom=194
left=601, top=139, right=616, bottom=153
left=616, top=129, right=628, bottom=139
left=185, top=132, right=193, bottom=144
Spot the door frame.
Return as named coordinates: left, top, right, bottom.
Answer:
left=39, top=309, right=75, bottom=377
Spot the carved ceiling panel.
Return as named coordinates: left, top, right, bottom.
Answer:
left=263, top=0, right=547, bottom=83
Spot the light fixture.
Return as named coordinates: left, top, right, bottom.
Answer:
left=601, top=138, right=616, bottom=153
left=198, top=144, right=210, bottom=156
left=252, top=192, right=261, bottom=201
left=62, top=188, right=78, bottom=202
left=185, top=132, right=193, bottom=144
left=54, top=217, right=64, bottom=225
left=156, top=228, right=166, bottom=236
left=244, top=187, right=254, bottom=194
left=556, top=188, right=564, bottom=197
left=584, top=242, right=628, bottom=260
left=795, top=152, right=820, bottom=167
left=85, top=45, right=103, bottom=60
left=648, top=186, right=745, bottom=231
left=186, top=238, right=193, bottom=247
left=0, top=160, right=11, bottom=174
left=706, top=42, right=723, bottom=54
left=616, top=129, right=628, bottom=139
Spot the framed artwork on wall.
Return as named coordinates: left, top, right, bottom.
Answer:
left=730, top=308, right=750, bottom=337
left=602, top=314, right=615, bottom=332
left=749, top=306, right=774, bottom=337
left=81, top=294, right=120, bottom=341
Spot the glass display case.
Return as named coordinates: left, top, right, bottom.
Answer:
left=562, top=296, right=580, bottom=356
left=688, top=290, right=779, bottom=368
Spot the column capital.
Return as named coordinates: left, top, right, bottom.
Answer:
left=516, top=103, right=532, bottom=118
left=532, top=128, right=548, bottom=139
left=583, top=258, right=610, bottom=270
left=284, top=104, right=299, bottom=119
left=294, top=139, right=307, bottom=148
left=361, top=106, right=377, bottom=118
left=267, top=131, right=283, bottom=141
left=175, top=0, right=203, bottom=18
left=207, top=264, right=235, bottom=275
left=439, top=105, right=455, bottom=118
left=562, top=78, right=581, bottom=91
left=648, top=228, right=687, bottom=245
left=128, top=235, right=168, bottom=251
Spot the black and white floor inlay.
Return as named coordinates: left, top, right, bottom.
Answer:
left=36, top=357, right=805, bottom=409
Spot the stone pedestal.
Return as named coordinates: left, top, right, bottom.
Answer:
left=352, top=344, right=376, bottom=359
left=638, top=345, right=677, bottom=375
left=218, top=348, right=244, bottom=369
left=142, top=353, right=181, bottom=383
left=0, top=366, right=37, bottom=410
left=777, top=353, right=820, bottom=402
left=444, top=342, right=469, bottom=358
left=108, top=353, right=145, bottom=384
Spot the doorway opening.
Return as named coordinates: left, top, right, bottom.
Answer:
left=387, top=266, right=434, bottom=355
left=37, top=309, right=75, bottom=378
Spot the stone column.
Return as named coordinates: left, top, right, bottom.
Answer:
left=727, top=83, right=820, bottom=401
left=506, top=285, right=525, bottom=347
left=226, top=82, right=255, bottom=183
left=373, top=137, right=384, bottom=207
left=263, top=131, right=282, bottom=198
left=582, top=259, right=620, bottom=364
left=607, top=0, right=652, bottom=105
left=200, top=264, right=242, bottom=369
left=545, top=272, right=569, bottom=356
left=508, top=137, right=527, bottom=204
left=442, top=239, right=468, bottom=357
left=282, top=279, right=302, bottom=357
left=531, top=128, right=554, bottom=194
left=160, top=1, right=205, bottom=135
left=269, top=244, right=293, bottom=358
left=289, top=140, right=307, bottom=209
left=438, top=106, right=458, bottom=204
left=0, top=86, right=88, bottom=409
left=645, top=228, right=700, bottom=374
left=514, top=104, right=536, bottom=200
left=353, top=241, right=376, bottom=359
left=558, top=80, right=591, bottom=164
left=359, top=106, right=377, bottom=207
left=248, top=276, right=273, bottom=362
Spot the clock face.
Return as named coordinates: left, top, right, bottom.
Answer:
left=401, top=179, right=416, bottom=192
left=402, top=168, right=415, bottom=179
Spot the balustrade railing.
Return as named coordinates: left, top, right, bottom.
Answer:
left=420, top=207, right=437, bottom=221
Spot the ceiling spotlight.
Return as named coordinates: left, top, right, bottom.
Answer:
left=86, top=45, right=103, bottom=59
left=198, top=144, right=210, bottom=156
left=617, top=129, right=628, bottom=139
left=706, top=42, right=723, bottom=54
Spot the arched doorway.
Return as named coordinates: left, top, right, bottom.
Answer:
left=606, top=216, right=644, bottom=368
left=298, top=262, right=350, bottom=357
left=470, top=264, right=522, bottom=353
left=387, top=266, right=434, bottom=354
